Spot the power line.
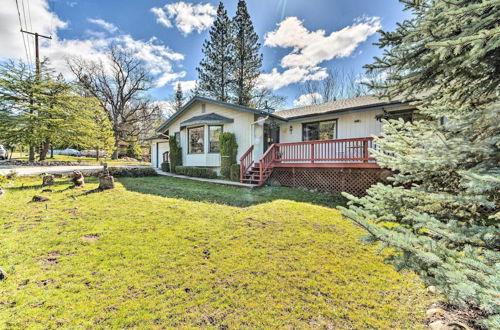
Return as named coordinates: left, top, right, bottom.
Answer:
left=26, top=0, right=33, bottom=31
left=20, top=0, right=33, bottom=67
left=14, top=0, right=31, bottom=67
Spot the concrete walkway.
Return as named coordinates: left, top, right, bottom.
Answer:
left=155, top=168, right=258, bottom=189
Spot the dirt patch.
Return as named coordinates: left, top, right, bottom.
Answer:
left=80, top=234, right=100, bottom=242
left=427, top=302, right=487, bottom=330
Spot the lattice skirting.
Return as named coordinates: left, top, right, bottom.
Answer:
left=268, top=167, right=392, bottom=197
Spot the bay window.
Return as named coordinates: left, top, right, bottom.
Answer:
left=188, top=126, right=204, bottom=153
left=209, top=125, right=223, bottom=153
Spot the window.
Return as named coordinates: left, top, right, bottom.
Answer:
left=302, top=119, right=337, bottom=141
left=188, top=126, right=204, bottom=153
left=209, top=125, right=223, bottom=153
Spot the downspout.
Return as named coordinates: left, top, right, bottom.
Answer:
left=156, top=142, right=159, bottom=168
left=250, top=115, right=269, bottom=158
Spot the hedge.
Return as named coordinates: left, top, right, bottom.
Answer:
left=175, top=166, right=217, bottom=179
left=169, top=135, right=182, bottom=174
left=220, top=132, right=238, bottom=178
left=230, top=164, right=240, bottom=182
left=87, top=167, right=159, bottom=178
left=160, top=162, right=170, bottom=172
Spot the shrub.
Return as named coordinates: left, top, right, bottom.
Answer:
left=126, top=142, right=142, bottom=160
left=97, top=167, right=158, bottom=178
left=169, top=135, right=182, bottom=174
left=220, top=132, right=238, bottom=178
left=175, top=166, right=217, bottom=179
left=160, top=162, right=170, bottom=172
left=230, top=164, right=240, bottom=182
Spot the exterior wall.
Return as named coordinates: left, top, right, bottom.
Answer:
left=160, top=101, right=266, bottom=169
left=150, top=139, right=169, bottom=168
left=278, top=105, right=413, bottom=143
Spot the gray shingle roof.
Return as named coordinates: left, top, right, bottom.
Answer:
left=274, top=94, right=411, bottom=119
left=180, top=113, right=234, bottom=128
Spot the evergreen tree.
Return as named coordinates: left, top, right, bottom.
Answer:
left=196, top=2, right=233, bottom=102
left=231, top=0, right=262, bottom=106
left=339, top=1, right=499, bottom=328
left=174, top=82, right=184, bottom=112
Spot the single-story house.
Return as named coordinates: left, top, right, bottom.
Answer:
left=150, top=95, right=417, bottom=195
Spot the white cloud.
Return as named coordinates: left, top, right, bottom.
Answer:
left=172, top=80, right=197, bottom=93
left=260, top=16, right=381, bottom=90
left=293, top=93, right=322, bottom=107
left=258, top=66, right=328, bottom=91
left=87, top=18, right=118, bottom=34
left=0, top=0, right=186, bottom=88
left=151, top=2, right=216, bottom=35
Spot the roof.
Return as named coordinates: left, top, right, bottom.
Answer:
left=274, top=94, right=413, bottom=119
left=156, top=96, right=282, bottom=132
left=180, top=113, right=234, bottom=128
left=145, top=133, right=169, bottom=140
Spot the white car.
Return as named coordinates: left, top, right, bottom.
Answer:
left=0, top=145, right=6, bottom=160
left=52, top=148, right=82, bottom=157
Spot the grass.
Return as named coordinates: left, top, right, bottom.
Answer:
left=0, top=176, right=435, bottom=328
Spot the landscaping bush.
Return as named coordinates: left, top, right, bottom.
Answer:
left=175, top=166, right=217, bottom=179
left=126, top=142, right=142, bottom=160
left=220, top=132, right=238, bottom=178
left=169, top=135, right=182, bottom=174
left=230, top=164, right=240, bottom=182
left=160, top=162, right=170, bottom=172
left=94, top=167, right=158, bottom=178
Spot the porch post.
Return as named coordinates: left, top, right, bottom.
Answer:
left=156, top=142, right=159, bottom=168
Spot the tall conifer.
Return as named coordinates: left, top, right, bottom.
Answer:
left=174, top=82, right=184, bottom=112
left=339, top=1, right=500, bottom=327
left=196, top=2, right=233, bottom=102
left=231, top=0, right=262, bottom=106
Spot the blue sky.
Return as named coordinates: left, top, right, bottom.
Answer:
left=1, top=0, right=409, bottom=108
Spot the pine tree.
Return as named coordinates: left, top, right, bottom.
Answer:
left=174, top=82, right=184, bottom=112
left=231, top=0, right=262, bottom=106
left=339, top=1, right=499, bottom=328
left=196, top=2, right=233, bottom=102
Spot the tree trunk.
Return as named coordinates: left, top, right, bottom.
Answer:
left=29, top=145, right=35, bottom=162
left=39, top=139, right=50, bottom=161
left=50, top=146, right=54, bottom=159
left=96, top=147, right=100, bottom=161
left=111, top=138, right=120, bottom=160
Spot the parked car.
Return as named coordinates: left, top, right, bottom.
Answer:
left=52, top=148, right=82, bottom=157
left=0, top=145, right=6, bottom=160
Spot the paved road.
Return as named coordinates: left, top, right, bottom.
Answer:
left=0, top=165, right=105, bottom=176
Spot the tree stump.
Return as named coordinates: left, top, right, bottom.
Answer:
left=72, top=171, right=85, bottom=187
left=42, top=174, right=55, bottom=187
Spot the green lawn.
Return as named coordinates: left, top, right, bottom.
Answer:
left=0, top=175, right=434, bottom=328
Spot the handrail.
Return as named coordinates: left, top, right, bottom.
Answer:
left=239, top=145, right=254, bottom=182
left=258, top=144, right=276, bottom=185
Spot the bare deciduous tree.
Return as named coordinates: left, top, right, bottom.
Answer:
left=299, top=68, right=379, bottom=105
left=68, top=47, right=161, bottom=158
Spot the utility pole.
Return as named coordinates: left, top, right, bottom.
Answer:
left=20, top=30, right=52, bottom=162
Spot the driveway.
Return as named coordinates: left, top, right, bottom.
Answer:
left=0, top=165, right=105, bottom=176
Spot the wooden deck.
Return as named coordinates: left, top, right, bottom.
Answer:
left=240, top=137, right=380, bottom=185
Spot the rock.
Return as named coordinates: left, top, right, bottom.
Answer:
left=32, top=195, right=50, bottom=202
left=42, top=174, right=55, bottom=187
left=429, top=321, right=471, bottom=330
left=54, top=173, right=63, bottom=178
left=72, top=171, right=85, bottom=187
left=427, top=308, right=446, bottom=318
left=427, top=285, right=438, bottom=294
left=98, top=175, right=115, bottom=190
left=0, top=268, right=6, bottom=280
left=42, top=188, right=53, bottom=193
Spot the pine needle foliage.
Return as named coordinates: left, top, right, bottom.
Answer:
left=232, top=0, right=263, bottom=106
left=196, top=2, right=233, bottom=103
left=339, top=0, right=500, bottom=327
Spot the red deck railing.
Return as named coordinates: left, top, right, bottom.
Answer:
left=240, top=137, right=379, bottom=185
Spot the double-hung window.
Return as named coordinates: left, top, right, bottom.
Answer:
left=188, top=126, right=204, bottom=153
left=209, top=125, right=223, bottom=153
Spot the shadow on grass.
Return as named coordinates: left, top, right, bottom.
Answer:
left=118, top=176, right=346, bottom=208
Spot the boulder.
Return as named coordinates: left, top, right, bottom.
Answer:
left=429, top=321, right=471, bottom=330
left=72, top=171, right=85, bottom=187
left=42, top=188, right=53, bottom=193
left=42, top=174, right=55, bottom=187
left=32, top=195, right=50, bottom=202
left=0, top=268, right=6, bottom=280
left=427, top=308, right=446, bottom=318
left=98, top=175, right=115, bottom=190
